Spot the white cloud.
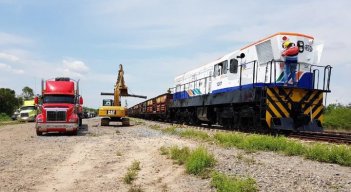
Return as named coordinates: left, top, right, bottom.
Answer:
left=0, top=62, right=24, bottom=74
left=0, top=52, right=20, bottom=62
left=59, top=59, right=90, bottom=78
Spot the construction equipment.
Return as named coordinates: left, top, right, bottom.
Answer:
left=98, top=64, right=146, bottom=126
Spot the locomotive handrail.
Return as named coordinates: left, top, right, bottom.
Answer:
left=312, top=69, right=320, bottom=89
left=169, top=59, right=332, bottom=99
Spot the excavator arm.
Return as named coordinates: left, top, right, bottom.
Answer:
left=100, top=64, right=147, bottom=106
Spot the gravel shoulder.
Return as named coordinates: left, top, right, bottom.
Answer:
left=0, top=118, right=351, bottom=192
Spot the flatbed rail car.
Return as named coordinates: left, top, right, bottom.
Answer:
left=129, top=32, right=332, bottom=132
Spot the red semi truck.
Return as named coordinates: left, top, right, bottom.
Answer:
left=35, top=77, right=83, bottom=136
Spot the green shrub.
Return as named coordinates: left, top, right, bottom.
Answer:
left=185, top=147, right=216, bottom=175
left=130, top=160, right=141, bottom=171
left=324, top=104, right=351, bottom=130
left=211, top=172, right=257, bottom=192
left=123, top=170, right=138, bottom=184
left=0, top=113, right=11, bottom=122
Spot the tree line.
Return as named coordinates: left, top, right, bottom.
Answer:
left=0, top=86, right=34, bottom=116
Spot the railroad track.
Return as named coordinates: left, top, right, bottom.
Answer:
left=288, top=131, right=351, bottom=144
left=135, top=119, right=351, bottom=144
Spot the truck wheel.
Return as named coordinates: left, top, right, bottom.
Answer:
left=79, top=117, right=82, bottom=126
left=36, top=130, right=43, bottom=136
left=71, top=129, right=78, bottom=136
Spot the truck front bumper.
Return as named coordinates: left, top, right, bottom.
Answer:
left=19, top=116, right=36, bottom=122
left=36, top=123, right=78, bottom=132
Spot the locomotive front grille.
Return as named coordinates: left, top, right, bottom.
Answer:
left=47, top=110, right=66, bottom=122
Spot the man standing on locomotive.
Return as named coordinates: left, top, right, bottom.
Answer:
left=282, top=40, right=299, bottom=85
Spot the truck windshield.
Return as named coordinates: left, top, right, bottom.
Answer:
left=43, top=95, right=75, bottom=104
left=20, top=106, right=36, bottom=111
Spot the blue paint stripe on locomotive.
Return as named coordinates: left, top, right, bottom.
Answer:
left=173, top=73, right=314, bottom=101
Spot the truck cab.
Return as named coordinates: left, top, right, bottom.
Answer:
left=18, top=100, right=37, bottom=122
left=35, top=77, right=83, bottom=136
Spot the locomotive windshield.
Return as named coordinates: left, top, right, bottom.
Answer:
left=43, top=95, right=75, bottom=104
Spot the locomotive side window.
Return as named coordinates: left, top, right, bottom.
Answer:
left=214, top=63, right=222, bottom=77
left=214, top=61, right=228, bottom=77
left=214, top=65, right=218, bottom=77
left=230, top=59, right=238, bottom=73
left=223, top=60, right=228, bottom=74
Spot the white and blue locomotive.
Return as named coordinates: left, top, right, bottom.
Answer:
left=170, top=32, right=331, bottom=131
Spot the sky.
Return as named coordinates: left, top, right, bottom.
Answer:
left=0, top=0, right=350, bottom=108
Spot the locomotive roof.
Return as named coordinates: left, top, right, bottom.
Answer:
left=175, top=32, right=314, bottom=79
left=240, top=32, right=314, bottom=51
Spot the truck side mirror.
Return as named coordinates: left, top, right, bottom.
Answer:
left=34, top=96, right=39, bottom=105
left=79, top=96, right=84, bottom=105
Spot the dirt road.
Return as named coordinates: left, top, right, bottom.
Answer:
left=0, top=118, right=210, bottom=192
left=1, top=118, right=351, bottom=192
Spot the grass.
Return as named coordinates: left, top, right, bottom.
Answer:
left=160, top=145, right=257, bottom=190
left=211, top=172, right=257, bottom=192
left=169, top=146, right=190, bottom=165
left=305, top=144, right=351, bottom=166
left=151, top=122, right=351, bottom=166
left=214, top=132, right=351, bottom=166
left=179, top=129, right=210, bottom=141
left=123, top=160, right=141, bottom=184
left=185, top=147, right=216, bottom=176
left=161, top=146, right=215, bottom=176
left=161, top=126, right=178, bottom=134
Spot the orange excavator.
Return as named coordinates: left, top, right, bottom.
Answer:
left=98, top=64, right=146, bottom=126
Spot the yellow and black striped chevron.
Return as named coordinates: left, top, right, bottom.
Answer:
left=265, top=87, right=324, bottom=128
